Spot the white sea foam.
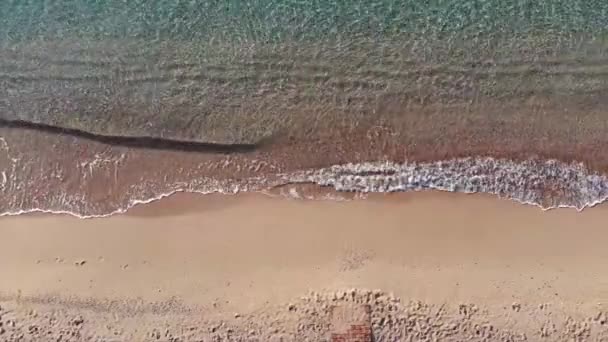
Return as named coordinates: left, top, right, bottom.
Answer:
left=282, top=158, right=608, bottom=211
left=1, top=157, right=607, bottom=218
left=0, top=187, right=244, bottom=219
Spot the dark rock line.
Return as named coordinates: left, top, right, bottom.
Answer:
left=0, top=118, right=272, bottom=154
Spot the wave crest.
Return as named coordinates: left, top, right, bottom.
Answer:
left=2, top=155, right=608, bottom=218
left=283, top=158, right=608, bottom=210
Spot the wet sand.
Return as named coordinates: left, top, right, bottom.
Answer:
left=1, top=193, right=608, bottom=340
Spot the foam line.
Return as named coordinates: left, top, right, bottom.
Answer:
left=2, top=157, right=607, bottom=218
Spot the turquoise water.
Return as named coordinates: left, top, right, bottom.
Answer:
left=1, top=0, right=607, bottom=42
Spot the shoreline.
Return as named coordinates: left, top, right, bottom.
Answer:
left=4, top=119, right=608, bottom=217
left=3, top=155, right=608, bottom=220
left=0, top=184, right=606, bottom=220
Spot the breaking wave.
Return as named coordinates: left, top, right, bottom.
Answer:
left=286, top=158, right=608, bottom=211
left=2, top=155, right=608, bottom=218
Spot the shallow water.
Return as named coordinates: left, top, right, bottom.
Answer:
left=2, top=2, right=608, bottom=217
left=1, top=127, right=607, bottom=218
left=3, top=1, right=607, bottom=42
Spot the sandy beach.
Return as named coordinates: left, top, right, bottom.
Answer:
left=2, top=3, right=608, bottom=341
left=1, top=192, right=608, bottom=341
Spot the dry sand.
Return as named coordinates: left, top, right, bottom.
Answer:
left=1, top=192, right=608, bottom=341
